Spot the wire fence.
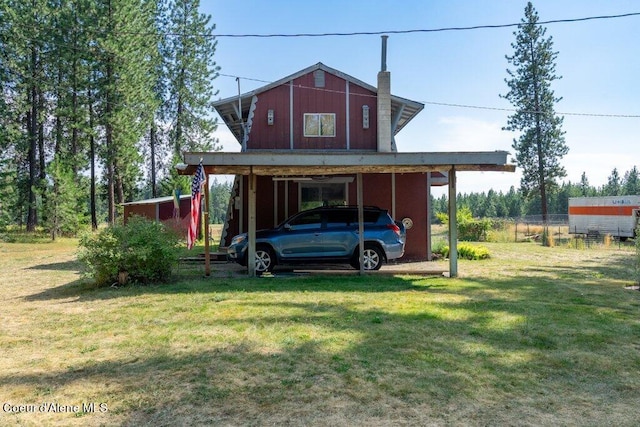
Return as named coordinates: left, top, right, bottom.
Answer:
left=502, top=215, right=633, bottom=249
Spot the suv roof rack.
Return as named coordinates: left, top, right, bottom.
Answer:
left=313, top=205, right=382, bottom=210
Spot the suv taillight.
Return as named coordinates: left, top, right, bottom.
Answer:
left=387, top=223, right=401, bottom=236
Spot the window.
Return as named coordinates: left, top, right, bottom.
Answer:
left=304, top=113, right=335, bottom=137
left=300, top=182, right=346, bottom=210
left=287, top=212, right=322, bottom=230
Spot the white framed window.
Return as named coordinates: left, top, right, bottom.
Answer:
left=304, top=113, right=335, bottom=137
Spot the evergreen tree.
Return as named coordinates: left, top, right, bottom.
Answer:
left=579, top=172, right=593, bottom=196
left=505, top=186, right=523, bottom=218
left=622, top=166, right=640, bottom=195
left=502, top=2, right=568, bottom=222
left=0, top=0, right=52, bottom=230
left=209, top=178, right=232, bottom=224
left=603, top=168, right=622, bottom=196
left=95, top=0, right=159, bottom=223
left=165, top=0, right=220, bottom=156
left=45, top=157, right=86, bottom=239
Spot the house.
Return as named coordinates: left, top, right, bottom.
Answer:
left=179, top=37, right=514, bottom=276
left=211, top=61, right=447, bottom=261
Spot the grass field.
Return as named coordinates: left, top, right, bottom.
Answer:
left=1, top=237, right=639, bottom=426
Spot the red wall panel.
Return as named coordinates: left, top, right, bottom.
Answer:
left=246, top=70, right=378, bottom=151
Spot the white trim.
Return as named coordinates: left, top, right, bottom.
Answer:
left=284, top=181, right=289, bottom=219
left=242, top=95, right=258, bottom=148
left=345, top=81, right=350, bottom=150
left=273, top=180, right=278, bottom=227
left=391, top=173, right=396, bottom=219
left=238, top=177, right=244, bottom=234
left=289, top=80, right=294, bottom=149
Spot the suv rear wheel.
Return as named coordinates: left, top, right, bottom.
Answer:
left=351, top=244, right=384, bottom=271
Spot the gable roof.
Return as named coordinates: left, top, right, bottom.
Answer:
left=213, top=62, right=424, bottom=144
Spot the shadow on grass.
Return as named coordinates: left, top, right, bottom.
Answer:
left=514, top=250, right=635, bottom=283
left=6, top=284, right=640, bottom=425
left=25, top=246, right=638, bottom=303
left=24, top=272, right=449, bottom=303
left=26, top=259, right=84, bottom=271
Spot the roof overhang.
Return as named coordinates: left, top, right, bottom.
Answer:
left=177, top=151, right=516, bottom=176
left=212, top=63, right=424, bottom=144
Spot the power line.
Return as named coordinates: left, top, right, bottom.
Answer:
left=218, top=73, right=640, bottom=118
left=211, top=12, right=640, bottom=38
left=422, top=101, right=640, bottom=118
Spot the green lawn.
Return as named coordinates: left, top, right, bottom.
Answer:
left=1, top=239, right=639, bottom=426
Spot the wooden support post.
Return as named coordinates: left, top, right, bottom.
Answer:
left=357, top=173, right=365, bottom=275
left=204, top=177, right=211, bottom=277
left=448, top=166, right=458, bottom=277
left=426, top=172, right=432, bottom=261
left=247, top=169, right=257, bottom=277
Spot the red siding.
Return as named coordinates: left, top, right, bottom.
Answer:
left=349, top=84, right=377, bottom=150
left=123, top=198, right=191, bottom=236
left=347, top=173, right=428, bottom=260
left=247, top=85, right=290, bottom=150
left=394, top=173, right=428, bottom=261
left=245, top=70, right=378, bottom=151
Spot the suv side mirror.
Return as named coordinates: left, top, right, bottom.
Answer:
left=284, top=223, right=292, bottom=231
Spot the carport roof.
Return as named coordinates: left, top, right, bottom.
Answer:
left=178, top=150, right=516, bottom=176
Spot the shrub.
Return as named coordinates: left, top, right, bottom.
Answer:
left=79, top=216, right=181, bottom=286
left=432, top=239, right=449, bottom=259
left=436, top=206, right=492, bottom=241
left=432, top=241, right=490, bottom=260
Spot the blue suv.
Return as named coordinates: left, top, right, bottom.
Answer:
left=227, top=206, right=406, bottom=273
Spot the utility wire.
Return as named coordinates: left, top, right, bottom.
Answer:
left=219, top=73, right=640, bottom=118
left=210, top=12, right=640, bottom=38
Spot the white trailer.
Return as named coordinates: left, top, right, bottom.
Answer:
left=568, top=196, right=640, bottom=239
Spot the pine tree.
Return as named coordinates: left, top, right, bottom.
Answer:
left=603, top=168, right=622, bottom=196
left=502, top=2, right=568, bottom=223
left=45, top=157, right=85, bottom=240
left=622, top=166, right=640, bottom=195
left=165, top=0, right=220, bottom=156
left=579, top=172, right=592, bottom=196
left=95, top=0, right=159, bottom=223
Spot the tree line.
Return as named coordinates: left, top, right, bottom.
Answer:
left=0, top=0, right=219, bottom=236
left=432, top=166, right=640, bottom=220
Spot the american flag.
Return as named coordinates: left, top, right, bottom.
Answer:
left=187, top=163, right=206, bottom=249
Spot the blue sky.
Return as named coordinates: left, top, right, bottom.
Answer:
left=200, top=0, right=639, bottom=195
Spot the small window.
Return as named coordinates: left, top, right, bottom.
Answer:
left=304, top=113, right=335, bottom=137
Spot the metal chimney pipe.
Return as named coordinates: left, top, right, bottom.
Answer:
left=381, top=35, right=388, bottom=72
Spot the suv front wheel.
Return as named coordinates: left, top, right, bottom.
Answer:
left=254, top=245, right=276, bottom=274
left=351, top=245, right=384, bottom=271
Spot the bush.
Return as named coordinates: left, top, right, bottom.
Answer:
left=79, top=216, right=181, bottom=286
left=438, top=207, right=492, bottom=241
left=432, top=241, right=490, bottom=260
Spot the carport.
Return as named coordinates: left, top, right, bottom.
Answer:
left=177, top=150, right=515, bottom=277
